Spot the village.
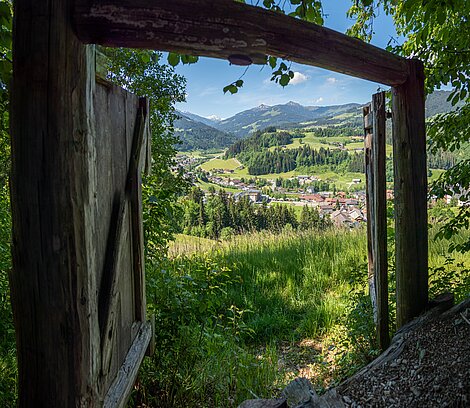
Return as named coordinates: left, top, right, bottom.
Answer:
left=175, top=154, right=377, bottom=228
left=176, top=153, right=469, bottom=229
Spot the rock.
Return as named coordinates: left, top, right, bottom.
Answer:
left=281, top=377, right=320, bottom=407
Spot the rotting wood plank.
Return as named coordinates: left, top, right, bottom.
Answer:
left=392, top=59, right=428, bottom=328
left=364, top=93, right=389, bottom=350
left=73, top=0, right=409, bottom=86
left=100, top=192, right=128, bottom=375
left=99, top=99, right=148, bottom=374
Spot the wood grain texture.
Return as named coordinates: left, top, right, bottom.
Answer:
left=392, top=59, right=428, bottom=328
left=10, top=0, right=99, bottom=405
left=129, top=98, right=149, bottom=323
left=73, top=0, right=409, bottom=85
left=364, top=104, right=378, bottom=326
left=11, top=5, right=150, bottom=399
left=103, top=321, right=152, bottom=408
left=371, top=92, right=389, bottom=349
left=93, top=82, right=148, bottom=397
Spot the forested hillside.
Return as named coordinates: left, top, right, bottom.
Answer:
left=224, top=127, right=365, bottom=176
left=174, top=112, right=238, bottom=151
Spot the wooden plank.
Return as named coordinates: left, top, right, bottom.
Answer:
left=363, top=105, right=378, bottom=325
left=73, top=0, right=409, bottom=86
left=372, top=91, right=389, bottom=349
left=103, top=321, right=152, bottom=408
left=100, top=192, right=128, bottom=375
left=9, top=0, right=100, bottom=405
left=364, top=94, right=389, bottom=350
left=100, top=96, right=148, bottom=374
left=127, top=98, right=148, bottom=322
left=392, top=59, right=428, bottom=328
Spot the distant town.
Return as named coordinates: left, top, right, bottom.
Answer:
left=176, top=153, right=469, bottom=230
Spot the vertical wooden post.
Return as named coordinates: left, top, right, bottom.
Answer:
left=364, top=92, right=389, bottom=350
left=363, top=104, right=377, bottom=322
left=10, top=0, right=99, bottom=405
left=372, top=92, right=389, bottom=349
left=392, top=59, right=428, bottom=328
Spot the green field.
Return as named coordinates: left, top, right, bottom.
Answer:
left=196, top=179, right=240, bottom=193
left=199, top=157, right=247, bottom=173
left=263, top=131, right=394, bottom=157
left=198, top=155, right=366, bottom=190
left=429, top=168, right=445, bottom=182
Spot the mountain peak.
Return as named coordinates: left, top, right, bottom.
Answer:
left=285, top=101, right=301, bottom=106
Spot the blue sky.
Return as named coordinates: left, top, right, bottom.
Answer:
left=173, top=0, right=400, bottom=119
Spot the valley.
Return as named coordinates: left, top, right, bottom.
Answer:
left=173, top=92, right=462, bottom=235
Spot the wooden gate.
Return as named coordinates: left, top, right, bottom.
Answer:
left=93, top=79, right=152, bottom=405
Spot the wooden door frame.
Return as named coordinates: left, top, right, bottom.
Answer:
left=9, top=0, right=428, bottom=404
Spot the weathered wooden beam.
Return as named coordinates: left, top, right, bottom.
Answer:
left=103, top=321, right=152, bottom=408
left=73, top=0, right=409, bottom=86
left=10, top=0, right=99, bottom=405
left=364, top=104, right=377, bottom=324
left=371, top=92, right=389, bottom=349
left=128, top=98, right=149, bottom=323
left=392, top=59, right=428, bottom=328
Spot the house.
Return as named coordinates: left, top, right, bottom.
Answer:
left=349, top=207, right=365, bottom=222
left=301, top=194, right=324, bottom=203
left=331, top=210, right=353, bottom=228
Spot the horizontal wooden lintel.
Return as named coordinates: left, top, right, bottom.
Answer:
left=73, top=0, right=410, bottom=86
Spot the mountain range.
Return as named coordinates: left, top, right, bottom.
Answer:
left=175, top=90, right=456, bottom=151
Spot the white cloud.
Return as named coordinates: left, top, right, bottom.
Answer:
left=290, top=71, right=309, bottom=85
left=313, top=97, right=324, bottom=104
left=326, top=77, right=338, bottom=84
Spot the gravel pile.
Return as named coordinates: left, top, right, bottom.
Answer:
left=339, top=304, right=470, bottom=407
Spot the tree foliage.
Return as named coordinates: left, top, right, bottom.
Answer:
left=102, top=48, right=188, bottom=254
left=346, top=0, right=470, bottom=252
left=180, top=187, right=330, bottom=239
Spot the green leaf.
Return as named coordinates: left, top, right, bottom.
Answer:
left=279, top=74, right=290, bottom=87
left=436, top=10, right=446, bottom=25
left=235, top=79, right=244, bottom=87
left=141, top=53, right=151, bottom=64
left=167, top=53, right=180, bottom=67
left=180, top=54, right=199, bottom=65
left=223, top=84, right=238, bottom=94
left=268, top=56, right=277, bottom=69
left=263, top=0, right=274, bottom=8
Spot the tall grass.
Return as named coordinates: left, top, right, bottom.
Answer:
left=0, top=212, right=468, bottom=407
left=221, top=229, right=367, bottom=343
left=142, top=225, right=470, bottom=406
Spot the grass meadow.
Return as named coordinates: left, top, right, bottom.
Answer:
left=140, top=225, right=470, bottom=407
left=1, top=203, right=469, bottom=407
